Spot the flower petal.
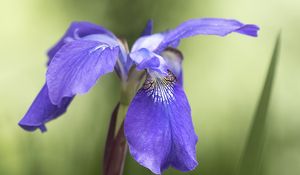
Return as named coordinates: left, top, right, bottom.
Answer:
left=82, top=34, right=120, bottom=47
left=141, top=19, right=153, bottom=36
left=129, top=48, right=168, bottom=75
left=161, top=47, right=184, bottom=85
left=82, top=34, right=131, bottom=74
left=47, top=39, right=119, bottom=105
left=156, top=18, right=259, bottom=52
left=131, top=18, right=259, bottom=54
left=19, top=84, right=73, bottom=132
left=47, top=21, right=116, bottom=63
left=131, top=33, right=164, bottom=52
left=125, top=72, right=198, bottom=174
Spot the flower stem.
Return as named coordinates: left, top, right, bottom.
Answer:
left=103, top=102, right=129, bottom=175
left=103, top=103, right=119, bottom=174
left=103, top=67, right=144, bottom=175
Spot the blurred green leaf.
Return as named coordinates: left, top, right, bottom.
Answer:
left=237, top=34, right=281, bottom=175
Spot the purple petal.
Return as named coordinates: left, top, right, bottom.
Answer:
left=82, top=34, right=120, bottom=47
left=141, top=19, right=153, bottom=36
left=161, top=48, right=184, bottom=85
left=131, top=33, right=164, bottom=52
left=19, top=84, right=73, bottom=132
left=156, top=18, right=259, bottom=52
left=235, top=24, right=260, bottom=36
left=47, top=21, right=116, bottom=63
left=47, top=39, right=119, bottom=105
left=131, top=18, right=259, bottom=54
left=82, top=34, right=131, bottom=74
left=129, top=48, right=168, bottom=75
left=125, top=72, right=198, bottom=174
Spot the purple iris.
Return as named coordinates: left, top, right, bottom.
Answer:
left=19, top=18, right=259, bottom=174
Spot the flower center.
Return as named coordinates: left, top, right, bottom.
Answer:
left=143, top=70, right=177, bottom=104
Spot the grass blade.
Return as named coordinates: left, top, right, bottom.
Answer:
left=237, top=33, right=281, bottom=175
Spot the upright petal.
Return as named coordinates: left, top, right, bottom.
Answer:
left=131, top=20, right=155, bottom=53
left=19, top=84, right=73, bottom=132
left=47, top=21, right=116, bottom=62
left=125, top=71, right=198, bottom=174
left=141, top=19, right=154, bottom=36
left=47, top=40, right=119, bottom=105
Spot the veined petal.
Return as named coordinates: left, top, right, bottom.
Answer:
left=47, top=21, right=116, bottom=63
left=141, top=19, right=153, bottom=36
left=82, top=34, right=130, bottom=74
left=156, top=18, right=259, bottom=52
left=19, top=84, right=73, bottom=132
left=47, top=39, right=119, bottom=105
left=82, top=34, right=120, bottom=47
left=129, top=48, right=168, bottom=75
left=125, top=71, right=198, bottom=174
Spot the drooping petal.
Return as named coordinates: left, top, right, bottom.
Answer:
left=19, top=84, right=73, bottom=132
left=47, top=21, right=116, bottom=63
left=129, top=48, right=168, bottom=75
left=82, top=34, right=131, bottom=75
left=82, top=34, right=120, bottom=47
left=141, top=19, right=153, bottom=36
left=47, top=39, right=119, bottom=105
left=156, top=18, right=259, bottom=52
left=125, top=71, right=198, bottom=174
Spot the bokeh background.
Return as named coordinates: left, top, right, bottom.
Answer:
left=1, top=0, right=300, bottom=174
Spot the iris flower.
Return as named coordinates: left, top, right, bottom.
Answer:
left=19, top=18, right=259, bottom=174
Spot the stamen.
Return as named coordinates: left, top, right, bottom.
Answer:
left=143, top=71, right=177, bottom=104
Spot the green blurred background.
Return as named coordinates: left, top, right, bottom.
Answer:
left=0, top=0, right=299, bottom=174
